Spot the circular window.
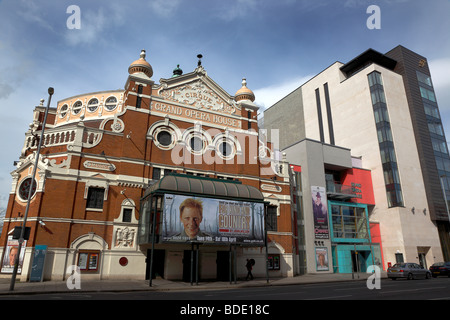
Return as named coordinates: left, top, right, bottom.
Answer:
left=105, top=96, right=117, bottom=111
left=217, top=140, right=235, bottom=159
left=60, top=104, right=68, bottom=118
left=157, top=131, right=173, bottom=147
left=190, top=136, right=203, bottom=151
left=18, top=177, right=37, bottom=201
left=72, top=101, right=83, bottom=115
left=149, top=122, right=180, bottom=151
left=87, top=98, right=99, bottom=112
left=188, top=135, right=206, bottom=155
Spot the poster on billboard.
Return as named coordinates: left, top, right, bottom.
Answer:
left=315, top=247, right=329, bottom=271
left=162, top=194, right=265, bottom=245
left=1, top=236, right=27, bottom=274
left=312, top=186, right=329, bottom=239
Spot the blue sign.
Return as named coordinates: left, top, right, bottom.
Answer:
left=29, top=245, right=47, bottom=282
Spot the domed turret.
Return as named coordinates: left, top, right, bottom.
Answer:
left=128, top=50, right=153, bottom=78
left=172, top=64, right=183, bottom=77
left=235, top=78, right=255, bottom=102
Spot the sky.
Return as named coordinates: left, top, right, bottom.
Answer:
left=0, top=0, right=449, bottom=212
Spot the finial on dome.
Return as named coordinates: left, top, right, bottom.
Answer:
left=235, top=77, right=255, bottom=102
left=128, top=49, right=153, bottom=78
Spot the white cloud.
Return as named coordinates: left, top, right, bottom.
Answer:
left=254, top=75, right=313, bottom=111
left=148, top=0, right=182, bottom=17
left=16, top=0, right=55, bottom=33
left=429, top=58, right=450, bottom=90
left=64, top=3, right=128, bottom=46
left=429, top=58, right=450, bottom=113
left=65, top=7, right=106, bottom=46
left=217, top=0, right=258, bottom=21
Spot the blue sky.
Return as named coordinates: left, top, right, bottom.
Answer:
left=0, top=0, right=449, bottom=210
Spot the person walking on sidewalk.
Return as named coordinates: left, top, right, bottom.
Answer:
left=245, top=259, right=254, bottom=280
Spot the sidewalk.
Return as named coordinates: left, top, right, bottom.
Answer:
left=0, top=272, right=386, bottom=296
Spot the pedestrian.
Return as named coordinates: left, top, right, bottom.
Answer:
left=245, top=259, right=254, bottom=280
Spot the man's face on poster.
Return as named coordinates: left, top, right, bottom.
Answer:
left=181, top=207, right=203, bottom=239
left=9, top=247, right=18, bottom=266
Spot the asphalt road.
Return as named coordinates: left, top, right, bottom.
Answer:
left=3, top=278, right=448, bottom=318
left=3, top=277, right=449, bottom=301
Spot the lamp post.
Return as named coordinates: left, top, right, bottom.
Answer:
left=9, top=87, right=54, bottom=291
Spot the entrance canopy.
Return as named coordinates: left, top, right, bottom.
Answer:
left=143, top=174, right=265, bottom=202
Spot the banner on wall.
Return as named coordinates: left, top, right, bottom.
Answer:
left=1, top=236, right=27, bottom=274
left=311, top=186, right=329, bottom=239
left=162, top=193, right=265, bottom=245
left=315, top=247, right=329, bottom=271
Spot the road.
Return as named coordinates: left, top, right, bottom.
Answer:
left=2, top=278, right=448, bottom=318
left=2, top=277, right=449, bottom=301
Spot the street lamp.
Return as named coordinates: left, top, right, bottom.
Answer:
left=9, top=87, right=54, bottom=291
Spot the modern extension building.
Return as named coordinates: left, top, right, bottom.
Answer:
left=264, top=45, right=450, bottom=272
left=0, top=51, right=295, bottom=281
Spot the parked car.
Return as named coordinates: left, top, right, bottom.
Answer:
left=387, top=263, right=432, bottom=280
left=429, top=262, right=450, bottom=278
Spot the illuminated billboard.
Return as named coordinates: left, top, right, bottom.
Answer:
left=162, top=194, right=265, bottom=245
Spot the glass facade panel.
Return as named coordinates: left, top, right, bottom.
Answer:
left=424, top=102, right=440, bottom=119
left=330, top=203, right=370, bottom=241
left=368, top=71, right=404, bottom=207
left=417, top=71, right=433, bottom=87
left=420, top=86, right=436, bottom=102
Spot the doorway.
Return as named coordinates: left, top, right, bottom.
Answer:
left=351, top=250, right=370, bottom=273
left=146, top=249, right=165, bottom=280
left=418, top=253, right=427, bottom=269
left=182, top=249, right=198, bottom=282
left=216, top=251, right=231, bottom=281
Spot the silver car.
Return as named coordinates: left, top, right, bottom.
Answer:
left=387, top=263, right=432, bottom=280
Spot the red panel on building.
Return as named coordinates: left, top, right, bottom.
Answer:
left=370, top=222, right=385, bottom=270
left=342, top=168, right=375, bottom=205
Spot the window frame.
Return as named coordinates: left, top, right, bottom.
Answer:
left=104, top=96, right=118, bottom=111
left=329, top=201, right=370, bottom=242
left=266, top=205, right=278, bottom=232
left=77, top=250, right=100, bottom=272
left=60, top=104, right=69, bottom=118
left=87, top=98, right=99, bottom=113
left=267, top=254, right=281, bottom=270
left=86, top=187, right=105, bottom=210
left=72, top=100, right=83, bottom=115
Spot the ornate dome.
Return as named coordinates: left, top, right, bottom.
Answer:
left=172, top=64, right=183, bottom=77
left=128, top=50, right=153, bottom=78
left=235, top=78, right=255, bottom=102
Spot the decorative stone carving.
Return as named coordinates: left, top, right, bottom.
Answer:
left=159, top=80, right=237, bottom=115
left=114, top=227, right=136, bottom=248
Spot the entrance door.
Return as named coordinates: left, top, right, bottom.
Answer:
left=351, top=251, right=359, bottom=273
left=182, top=250, right=198, bottom=282
left=351, top=250, right=369, bottom=273
left=217, top=251, right=230, bottom=281
left=418, top=253, right=427, bottom=269
left=146, top=249, right=165, bottom=280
